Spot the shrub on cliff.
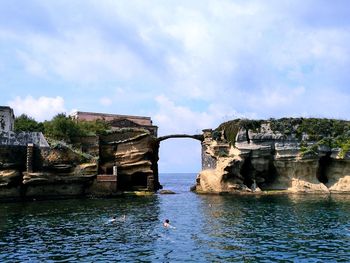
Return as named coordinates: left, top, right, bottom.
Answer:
left=217, top=117, right=350, bottom=157
left=43, top=113, right=111, bottom=142
left=75, top=119, right=111, bottom=136
left=43, top=114, right=83, bottom=142
left=14, top=114, right=44, bottom=132
left=216, top=119, right=262, bottom=145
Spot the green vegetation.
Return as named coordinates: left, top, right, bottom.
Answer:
left=216, top=117, right=350, bottom=157
left=299, top=143, right=318, bottom=157
left=339, top=141, right=350, bottom=158
left=269, top=118, right=303, bottom=136
left=43, top=114, right=111, bottom=141
left=215, top=119, right=262, bottom=145
left=14, top=114, right=44, bottom=132
left=43, top=114, right=82, bottom=141
left=295, top=118, right=350, bottom=157
left=14, top=113, right=111, bottom=142
left=47, top=138, right=97, bottom=162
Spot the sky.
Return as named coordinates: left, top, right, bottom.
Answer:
left=1, top=0, right=350, bottom=173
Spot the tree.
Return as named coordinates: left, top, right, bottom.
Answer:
left=14, top=114, right=44, bottom=132
left=43, top=113, right=83, bottom=141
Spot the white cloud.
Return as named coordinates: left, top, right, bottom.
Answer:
left=2, top=0, right=350, bottom=119
left=16, top=51, right=47, bottom=77
left=1, top=0, right=350, bottom=172
left=248, top=86, right=306, bottom=109
left=153, top=95, right=245, bottom=135
left=99, top=97, right=112, bottom=106
left=154, top=95, right=211, bottom=135
left=17, top=30, right=149, bottom=83
left=8, top=96, right=66, bottom=121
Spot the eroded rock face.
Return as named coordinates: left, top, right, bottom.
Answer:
left=0, top=127, right=160, bottom=201
left=197, top=119, right=350, bottom=194
left=21, top=143, right=98, bottom=198
left=100, top=130, right=160, bottom=191
left=0, top=145, right=26, bottom=199
left=0, top=170, right=21, bottom=187
left=326, top=160, right=350, bottom=192
left=115, top=134, right=156, bottom=176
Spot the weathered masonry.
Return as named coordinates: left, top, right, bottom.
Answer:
left=0, top=106, right=14, bottom=133
left=70, top=111, right=158, bottom=136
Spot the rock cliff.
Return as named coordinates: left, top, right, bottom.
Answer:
left=196, top=118, right=350, bottom=194
left=0, top=128, right=160, bottom=201
left=98, top=128, right=160, bottom=191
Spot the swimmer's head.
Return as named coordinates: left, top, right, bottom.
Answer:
left=165, top=219, right=169, bottom=223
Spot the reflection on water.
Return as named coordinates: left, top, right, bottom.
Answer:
left=1, top=173, right=350, bottom=262
left=199, top=194, right=350, bottom=262
left=0, top=197, right=161, bottom=262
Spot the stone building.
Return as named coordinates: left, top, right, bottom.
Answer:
left=0, top=106, right=48, bottom=147
left=70, top=111, right=158, bottom=136
left=0, top=106, right=14, bottom=133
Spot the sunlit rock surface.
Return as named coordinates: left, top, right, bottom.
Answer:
left=0, top=128, right=159, bottom=201
left=197, top=118, right=350, bottom=194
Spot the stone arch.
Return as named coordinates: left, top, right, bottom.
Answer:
left=157, top=134, right=204, bottom=143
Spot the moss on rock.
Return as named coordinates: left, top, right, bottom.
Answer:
left=215, top=117, right=350, bottom=157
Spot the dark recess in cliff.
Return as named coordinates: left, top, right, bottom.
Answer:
left=317, top=152, right=332, bottom=184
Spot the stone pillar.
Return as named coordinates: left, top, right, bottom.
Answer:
left=201, top=129, right=217, bottom=170
left=113, top=165, right=118, bottom=190
left=147, top=175, right=155, bottom=191
left=27, top=143, right=34, bottom=173
left=202, top=129, right=213, bottom=140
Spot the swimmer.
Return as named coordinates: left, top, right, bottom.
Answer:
left=163, top=219, right=176, bottom=229
left=163, top=219, right=170, bottom=228
left=109, top=216, right=117, bottom=223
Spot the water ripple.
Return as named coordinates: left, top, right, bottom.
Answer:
left=1, top=174, right=350, bottom=262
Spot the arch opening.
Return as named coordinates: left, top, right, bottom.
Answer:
left=157, top=136, right=203, bottom=192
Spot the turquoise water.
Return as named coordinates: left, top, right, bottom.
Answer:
left=1, top=173, right=350, bottom=262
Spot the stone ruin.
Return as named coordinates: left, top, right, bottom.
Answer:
left=0, top=106, right=14, bottom=133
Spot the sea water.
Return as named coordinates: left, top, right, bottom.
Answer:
left=1, top=173, right=350, bottom=262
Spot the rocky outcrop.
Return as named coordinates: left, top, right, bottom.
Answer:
left=196, top=118, right=350, bottom=194
left=7, top=142, right=98, bottom=199
left=0, top=128, right=160, bottom=201
left=0, top=106, right=160, bottom=201
left=0, top=145, right=27, bottom=200
left=99, top=129, right=160, bottom=191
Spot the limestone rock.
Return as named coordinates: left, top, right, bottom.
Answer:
left=0, top=170, right=21, bottom=186
left=114, top=134, right=156, bottom=176
left=326, top=160, right=350, bottom=192
left=198, top=118, right=350, bottom=194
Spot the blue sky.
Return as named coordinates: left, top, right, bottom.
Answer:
left=1, top=0, right=350, bottom=173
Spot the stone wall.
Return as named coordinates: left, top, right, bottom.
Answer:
left=0, top=131, right=49, bottom=147
left=0, top=106, right=14, bottom=133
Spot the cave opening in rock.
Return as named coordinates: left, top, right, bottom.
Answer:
left=118, top=172, right=148, bottom=191
left=240, top=156, right=254, bottom=188
left=245, top=129, right=250, bottom=144
left=257, top=160, right=279, bottom=190
left=317, top=152, right=332, bottom=184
